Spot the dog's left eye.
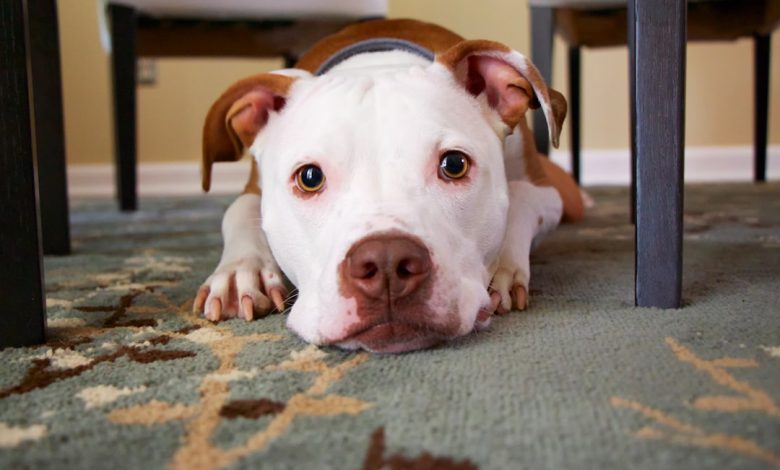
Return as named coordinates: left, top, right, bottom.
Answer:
left=295, top=164, right=326, bottom=193
left=439, top=151, right=470, bottom=180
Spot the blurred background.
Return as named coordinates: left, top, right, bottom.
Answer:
left=58, top=0, right=779, bottom=191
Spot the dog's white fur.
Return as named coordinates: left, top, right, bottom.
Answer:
left=199, top=49, right=563, bottom=351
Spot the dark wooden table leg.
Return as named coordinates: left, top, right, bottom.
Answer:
left=531, top=6, right=554, bottom=156
left=754, top=33, right=769, bottom=183
left=108, top=3, right=138, bottom=211
left=0, top=0, right=47, bottom=347
left=631, top=0, right=686, bottom=309
left=28, top=0, right=70, bottom=255
left=568, top=46, right=581, bottom=183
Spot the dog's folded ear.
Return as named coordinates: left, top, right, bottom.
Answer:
left=202, top=73, right=296, bottom=192
left=437, top=40, right=566, bottom=147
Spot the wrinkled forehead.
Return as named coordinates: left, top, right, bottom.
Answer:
left=261, top=68, right=496, bottom=159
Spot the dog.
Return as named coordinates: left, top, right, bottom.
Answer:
left=193, top=19, right=584, bottom=353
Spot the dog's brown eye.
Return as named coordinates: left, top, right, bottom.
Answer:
left=295, top=164, right=325, bottom=192
left=439, top=151, right=470, bottom=180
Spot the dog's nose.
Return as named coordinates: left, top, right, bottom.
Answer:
left=345, top=235, right=432, bottom=300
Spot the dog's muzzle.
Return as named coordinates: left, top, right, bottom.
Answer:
left=332, top=233, right=456, bottom=352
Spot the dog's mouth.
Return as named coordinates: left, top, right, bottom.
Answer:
left=329, top=321, right=447, bottom=353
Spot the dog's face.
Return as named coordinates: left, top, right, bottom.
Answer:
left=203, top=40, right=564, bottom=352
left=258, top=64, right=509, bottom=352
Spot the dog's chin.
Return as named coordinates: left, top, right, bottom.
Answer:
left=332, top=322, right=446, bottom=354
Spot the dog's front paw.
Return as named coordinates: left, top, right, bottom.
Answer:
left=193, top=258, right=287, bottom=322
left=490, top=266, right=529, bottom=314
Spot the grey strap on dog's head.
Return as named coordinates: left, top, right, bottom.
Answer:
left=315, top=38, right=435, bottom=76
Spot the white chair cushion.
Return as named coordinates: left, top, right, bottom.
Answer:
left=106, top=0, right=387, bottom=19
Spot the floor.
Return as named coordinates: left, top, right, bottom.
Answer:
left=0, top=183, right=778, bottom=469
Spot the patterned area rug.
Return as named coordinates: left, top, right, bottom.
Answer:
left=1, top=183, right=779, bottom=469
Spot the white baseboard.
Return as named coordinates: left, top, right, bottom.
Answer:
left=550, top=145, right=780, bottom=186
left=67, top=160, right=253, bottom=197
left=67, top=145, right=779, bottom=197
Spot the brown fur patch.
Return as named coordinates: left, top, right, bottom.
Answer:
left=243, top=159, right=261, bottom=195
left=220, top=399, right=286, bottom=419
left=539, top=156, right=585, bottom=223
left=436, top=39, right=512, bottom=72
left=202, top=73, right=295, bottom=192
left=513, top=122, right=550, bottom=187
left=295, top=19, right=464, bottom=73
left=438, top=39, right=567, bottom=150
left=436, top=38, right=579, bottom=207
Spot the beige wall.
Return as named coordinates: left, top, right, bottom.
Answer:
left=58, top=0, right=779, bottom=165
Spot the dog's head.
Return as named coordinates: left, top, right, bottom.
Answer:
left=203, top=40, right=565, bottom=352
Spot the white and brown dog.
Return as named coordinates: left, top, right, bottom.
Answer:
left=193, top=19, right=584, bottom=353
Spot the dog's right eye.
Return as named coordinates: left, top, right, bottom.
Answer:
left=438, top=150, right=470, bottom=181
left=295, top=164, right=326, bottom=193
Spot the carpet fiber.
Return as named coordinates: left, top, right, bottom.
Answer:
left=1, top=183, right=779, bottom=469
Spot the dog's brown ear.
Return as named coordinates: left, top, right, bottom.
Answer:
left=202, top=73, right=296, bottom=191
left=437, top=40, right=566, bottom=147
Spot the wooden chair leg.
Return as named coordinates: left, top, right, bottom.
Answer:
left=0, top=0, right=47, bottom=347
left=531, top=6, right=554, bottom=156
left=28, top=0, right=71, bottom=255
left=109, top=3, right=138, bottom=211
left=631, top=0, right=686, bottom=309
left=283, top=53, right=298, bottom=68
left=754, top=33, right=770, bottom=183
left=568, top=46, right=581, bottom=183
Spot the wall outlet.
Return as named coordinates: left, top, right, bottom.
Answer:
left=137, top=59, right=157, bottom=86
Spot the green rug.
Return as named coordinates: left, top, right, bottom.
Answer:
left=1, top=183, right=779, bottom=469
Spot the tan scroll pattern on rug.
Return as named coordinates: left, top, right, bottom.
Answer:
left=105, top=317, right=372, bottom=470
left=0, top=287, right=200, bottom=401
left=611, top=337, right=780, bottom=468
left=3, top=249, right=374, bottom=468
left=167, top=341, right=371, bottom=470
